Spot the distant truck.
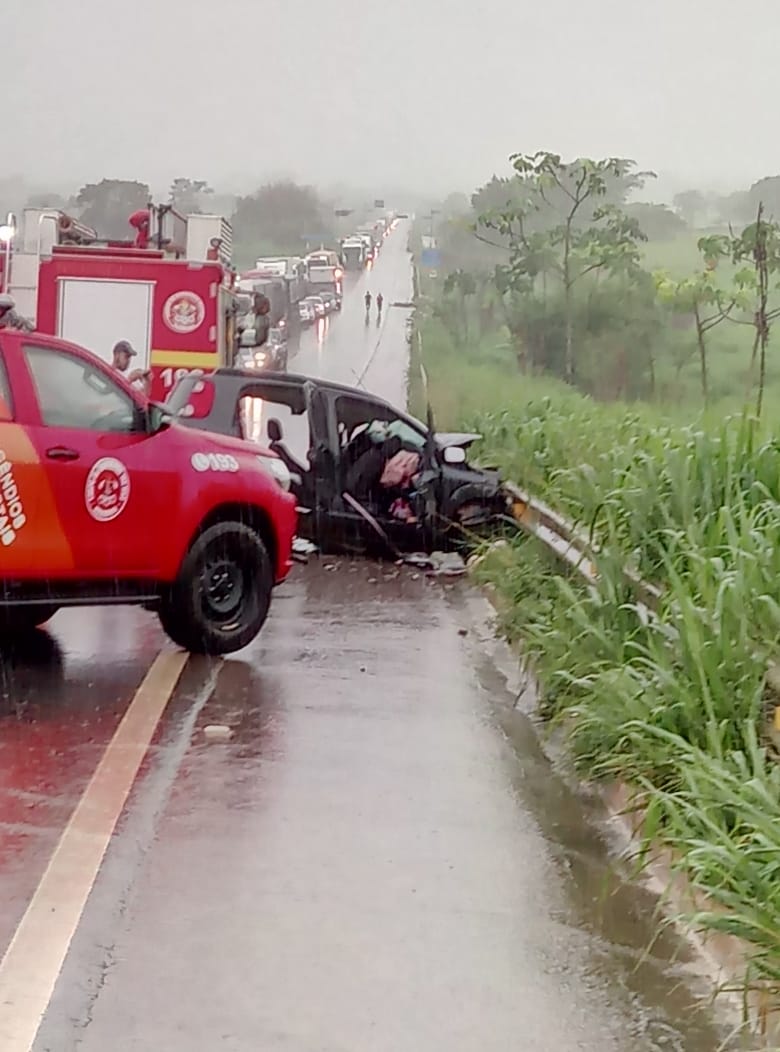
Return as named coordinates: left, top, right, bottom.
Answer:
left=357, top=223, right=383, bottom=253
left=237, top=261, right=307, bottom=341
left=253, top=256, right=308, bottom=304
left=340, top=237, right=367, bottom=270
left=305, top=251, right=343, bottom=306
left=355, top=234, right=375, bottom=264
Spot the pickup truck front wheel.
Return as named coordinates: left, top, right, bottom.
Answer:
left=158, top=522, right=273, bottom=655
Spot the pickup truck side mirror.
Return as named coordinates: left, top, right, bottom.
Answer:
left=442, top=446, right=467, bottom=465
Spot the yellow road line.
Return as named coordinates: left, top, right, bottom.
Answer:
left=0, top=649, right=188, bottom=1051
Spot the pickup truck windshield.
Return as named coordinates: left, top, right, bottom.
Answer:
left=24, top=344, right=139, bottom=432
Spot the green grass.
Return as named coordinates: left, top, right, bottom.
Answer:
left=415, top=298, right=780, bottom=1011
left=411, top=313, right=603, bottom=431
left=471, top=416, right=780, bottom=1002
left=641, top=232, right=708, bottom=276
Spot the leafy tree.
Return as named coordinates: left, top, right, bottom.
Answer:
left=672, top=189, right=706, bottom=227
left=472, top=161, right=651, bottom=247
left=716, top=190, right=754, bottom=228
left=654, top=268, right=736, bottom=406
left=439, top=268, right=477, bottom=345
left=699, top=208, right=780, bottom=415
left=747, top=176, right=780, bottom=223
left=477, top=153, right=648, bottom=381
left=169, top=178, right=213, bottom=215
left=626, top=202, right=687, bottom=241
left=75, top=179, right=150, bottom=238
left=26, top=191, right=69, bottom=210
left=440, top=192, right=471, bottom=219
left=576, top=273, right=663, bottom=400
left=232, top=181, right=332, bottom=257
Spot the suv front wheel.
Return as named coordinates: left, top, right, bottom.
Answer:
left=158, top=522, right=273, bottom=655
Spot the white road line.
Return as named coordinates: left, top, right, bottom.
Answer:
left=0, top=649, right=188, bottom=1052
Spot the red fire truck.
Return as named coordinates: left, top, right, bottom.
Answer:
left=2, top=206, right=238, bottom=403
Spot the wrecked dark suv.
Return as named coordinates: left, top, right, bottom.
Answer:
left=166, top=369, right=514, bottom=556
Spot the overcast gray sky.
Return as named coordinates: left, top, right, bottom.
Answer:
left=5, top=0, right=779, bottom=198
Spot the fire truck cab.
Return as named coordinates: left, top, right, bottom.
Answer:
left=2, top=207, right=239, bottom=403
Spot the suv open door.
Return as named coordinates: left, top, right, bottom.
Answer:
left=166, top=370, right=321, bottom=523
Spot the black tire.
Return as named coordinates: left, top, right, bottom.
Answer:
left=0, top=605, right=59, bottom=633
left=158, top=522, right=273, bottom=655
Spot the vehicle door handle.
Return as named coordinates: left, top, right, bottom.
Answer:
left=46, top=446, right=80, bottom=462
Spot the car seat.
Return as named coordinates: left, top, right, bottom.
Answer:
left=266, top=418, right=308, bottom=478
left=344, top=435, right=403, bottom=508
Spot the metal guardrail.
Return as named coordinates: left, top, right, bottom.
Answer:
left=502, top=478, right=780, bottom=741
left=504, top=480, right=661, bottom=614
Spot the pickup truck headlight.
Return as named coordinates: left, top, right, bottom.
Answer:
left=259, top=455, right=291, bottom=491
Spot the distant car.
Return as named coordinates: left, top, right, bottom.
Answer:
left=319, top=290, right=339, bottom=313
left=167, top=369, right=516, bottom=558
left=298, top=301, right=316, bottom=325
left=236, top=326, right=288, bottom=372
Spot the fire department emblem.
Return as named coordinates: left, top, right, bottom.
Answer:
left=85, top=458, right=131, bottom=523
left=162, top=291, right=206, bottom=334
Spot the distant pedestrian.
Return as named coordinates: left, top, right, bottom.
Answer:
left=364, top=291, right=372, bottom=312
left=376, top=292, right=384, bottom=314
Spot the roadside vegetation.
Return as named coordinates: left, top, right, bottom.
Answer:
left=413, top=153, right=780, bottom=1022
left=469, top=404, right=780, bottom=1015
left=413, top=155, right=780, bottom=416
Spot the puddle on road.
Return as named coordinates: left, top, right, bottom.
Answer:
left=446, top=583, right=762, bottom=1052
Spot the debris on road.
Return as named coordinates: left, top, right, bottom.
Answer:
left=203, top=724, right=234, bottom=742
left=292, top=537, right=318, bottom=562
left=402, top=551, right=466, bottom=576
left=426, top=551, right=467, bottom=576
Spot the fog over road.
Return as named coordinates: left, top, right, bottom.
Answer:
left=0, top=225, right=741, bottom=1051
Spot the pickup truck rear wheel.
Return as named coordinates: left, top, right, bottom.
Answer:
left=0, top=605, right=60, bottom=633
left=158, top=522, right=273, bottom=655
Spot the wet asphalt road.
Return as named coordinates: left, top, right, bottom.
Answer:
left=0, top=225, right=750, bottom=1050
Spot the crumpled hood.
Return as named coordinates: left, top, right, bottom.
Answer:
left=434, top=432, right=482, bottom=450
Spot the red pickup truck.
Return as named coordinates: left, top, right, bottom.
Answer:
left=0, top=327, right=297, bottom=654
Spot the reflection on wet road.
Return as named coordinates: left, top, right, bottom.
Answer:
left=0, top=608, right=164, bottom=958
left=0, top=224, right=753, bottom=1050
left=292, top=241, right=412, bottom=407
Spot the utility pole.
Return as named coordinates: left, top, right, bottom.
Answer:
left=429, top=209, right=438, bottom=242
